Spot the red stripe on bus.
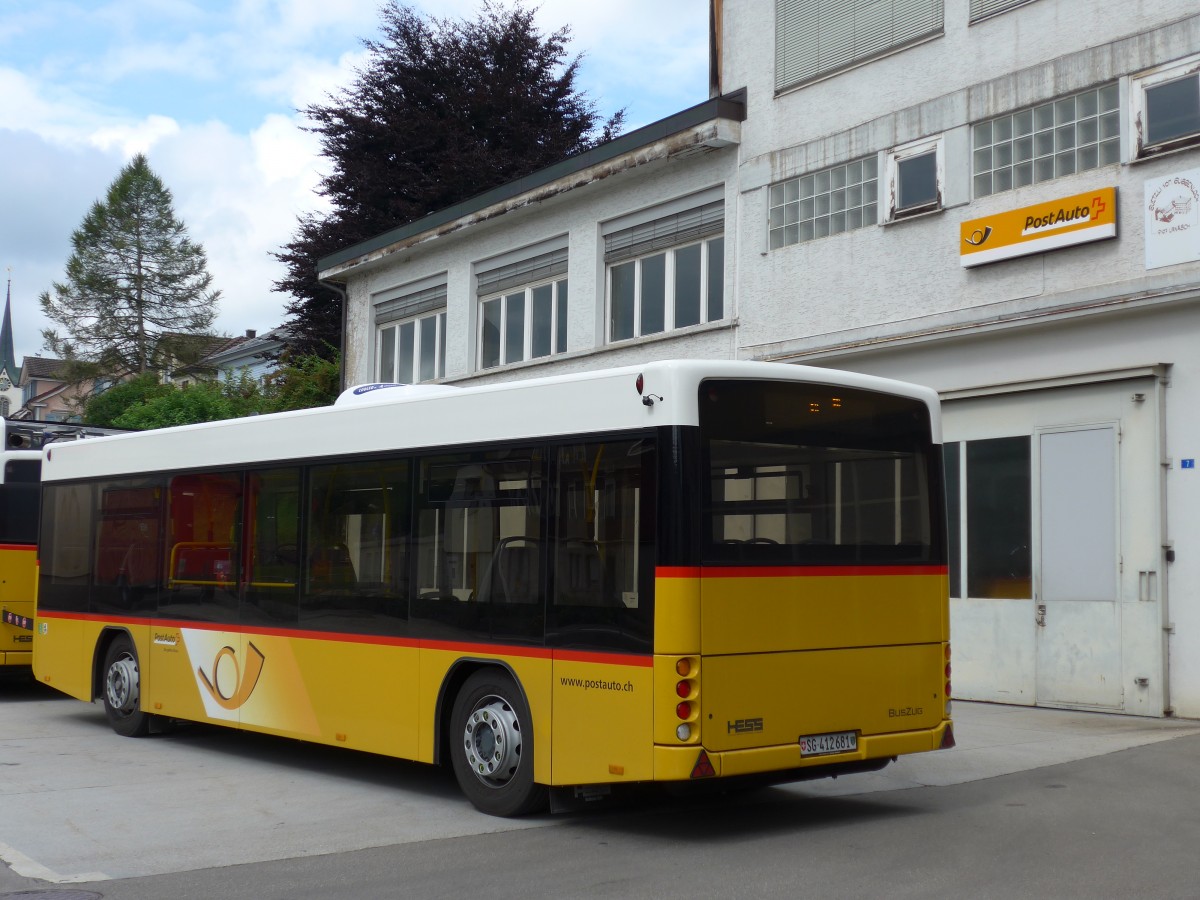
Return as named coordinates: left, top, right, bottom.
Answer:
left=0, top=543, right=36, bottom=552
left=656, top=564, right=948, bottom=578
left=656, top=566, right=702, bottom=579
left=552, top=648, right=653, bottom=667
left=35, top=611, right=649, bottom=665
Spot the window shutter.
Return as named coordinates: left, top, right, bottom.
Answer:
left=776, top=0, right=944, bottom=91
left=969, top=0, right=1033, bottom=22
left=375, top=284, right=447, bottom=326
left=476, top=247, right=568, bottom=297
left=604, top=200, right=725, bottom=264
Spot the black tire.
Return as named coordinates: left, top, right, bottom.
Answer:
left=449, top=669, right=547, bottom=817
left=101, top=634, right=151, bottom=737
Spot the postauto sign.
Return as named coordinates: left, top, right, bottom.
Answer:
left=960, top=187, right=1117, bottom=268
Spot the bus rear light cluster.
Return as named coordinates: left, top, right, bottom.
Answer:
left=673, top=657, right=699, bottom=743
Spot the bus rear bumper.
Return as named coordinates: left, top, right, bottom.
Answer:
left=653, top=718, right=954, bottom=782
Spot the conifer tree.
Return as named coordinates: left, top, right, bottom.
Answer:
left=41, top=154, right=219, bottom=378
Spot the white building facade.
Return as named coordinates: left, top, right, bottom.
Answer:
left=322, top=0, right=1200, bottom=718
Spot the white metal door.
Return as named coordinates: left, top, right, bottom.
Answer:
left=1035, top=425, right=1123, bottom=709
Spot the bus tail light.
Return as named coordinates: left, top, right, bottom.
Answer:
left=690, top=750, right=715, bottom=779
left=673, top=657, right=699, bottom=742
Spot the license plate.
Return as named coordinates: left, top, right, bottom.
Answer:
left=799, top=730, right=858, bottom=757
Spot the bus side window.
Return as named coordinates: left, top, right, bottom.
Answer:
left=413, top=449, right=545, bottom=640
left=548, top=438, right=655, bottom=654
left=302, top=458, right=411, bottom=635
left=162, top=472, right=242, bottom=622
left=92, top=478, right=164, bottom=615
left=243, top=467, right=300, bottom=626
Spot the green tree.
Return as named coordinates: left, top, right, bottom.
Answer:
left=275, top=1, right=622, bottom=359
left=265, top=353, right=341, bottom=412
left=111, top=373, right=270, bottom=431
left=41, top=153, right=219, bottom=379
left=82, top=373, right=173, bottom=427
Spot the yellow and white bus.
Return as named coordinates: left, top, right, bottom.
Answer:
left=33, top=360, right=953, bottom=815
left=3, top=421, right=124, bottom=670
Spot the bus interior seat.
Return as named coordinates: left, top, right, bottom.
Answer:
left=478, top=537, right=539, bottom=605
left=557, top=540, right=607, bottom=606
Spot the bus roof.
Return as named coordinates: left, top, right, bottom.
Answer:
left=40, top=360, right=941, bottom=483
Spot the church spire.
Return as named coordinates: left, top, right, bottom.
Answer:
left=1, top=272, right=17, bottom=384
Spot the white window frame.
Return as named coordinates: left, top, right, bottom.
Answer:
left=376, top=309, right=446, bottom=384
left=478, top=277, right=568, bottom=370
left=606, top=236, right=724, bottom=344
left=1131, top=55, right=1200, bottom=161
left=886, top=136, right=944, bottom=222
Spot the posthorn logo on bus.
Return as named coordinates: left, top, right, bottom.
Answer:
left=197, top=642, right=265, bottom=711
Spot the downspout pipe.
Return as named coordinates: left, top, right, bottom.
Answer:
left=316, top=278, right=349, bottom=394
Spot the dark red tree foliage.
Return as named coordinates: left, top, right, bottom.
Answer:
left=275, top=2, right=624, bottom=358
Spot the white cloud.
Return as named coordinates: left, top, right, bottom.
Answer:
left=88, top=114, right=182, bottom=156
left=2, top=0, right=709, bottom=365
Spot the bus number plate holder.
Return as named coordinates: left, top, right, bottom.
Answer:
left=799, top=730, right=857, bottom=757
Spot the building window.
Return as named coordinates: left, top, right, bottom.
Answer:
left=480, top=279, right=568, bottom=369
left=1132, top=57, right=1200, bottom=159
left=477, top=246, right=568, bottom=370
left=969, top=0, right=1039, bottom=22
left=973, top=84, right=1119, bottom=198
left=375, top=282, right=447, bottom=384
left=605, top=199, right=724, bottom=343
left=943, top=438, right=1032, bottom=600
left=776, top=0, right=943, bottom=91
left=886, top=137, right=943, bottom=220
left=769, top=156, right=878, bottom=249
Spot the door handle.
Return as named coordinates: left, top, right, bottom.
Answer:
left=1139, top=571, right=1157, bottom=602
left=1035, top=604, right=1046, bottom=627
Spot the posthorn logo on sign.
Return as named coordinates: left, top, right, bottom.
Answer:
left=1144, top=169, right=1200, bottom=270
left=960, top=187, right=1117, bottom=268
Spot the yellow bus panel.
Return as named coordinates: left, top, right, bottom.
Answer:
left=699, top=569, right=949, bottom=656
left=0, top=546, right=37, bottom=667
left=550, top=653, right=653, bottom=785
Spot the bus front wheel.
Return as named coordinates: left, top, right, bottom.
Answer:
left=102, top=634, right=151, bottom=737
left=449, top=670, right=547, bottom=817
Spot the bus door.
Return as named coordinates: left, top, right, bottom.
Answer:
left=548, top=438, right=655, bottom=787
left=151, top=472, right=247, bottom=726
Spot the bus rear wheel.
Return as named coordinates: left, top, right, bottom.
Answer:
left=102, top=634, right=151, bottom=737
left=450, top=670, right=547, bottom=817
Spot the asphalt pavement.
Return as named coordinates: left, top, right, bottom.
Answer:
left=2, top=682, right=1198, bottom=896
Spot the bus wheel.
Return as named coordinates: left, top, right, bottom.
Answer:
left=450, top=670, right=548, bottom=817
left=102, top=635, right=151, bottom=737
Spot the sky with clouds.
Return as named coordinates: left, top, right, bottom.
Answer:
left=0, top=0, right=710, bottom=364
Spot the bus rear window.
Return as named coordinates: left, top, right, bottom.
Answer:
left=699, top=379, right=942, bottom=566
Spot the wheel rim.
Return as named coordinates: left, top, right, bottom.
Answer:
left=462, top=694, right=523, bottom=788
left=106, top=652, right=140, bottom=716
